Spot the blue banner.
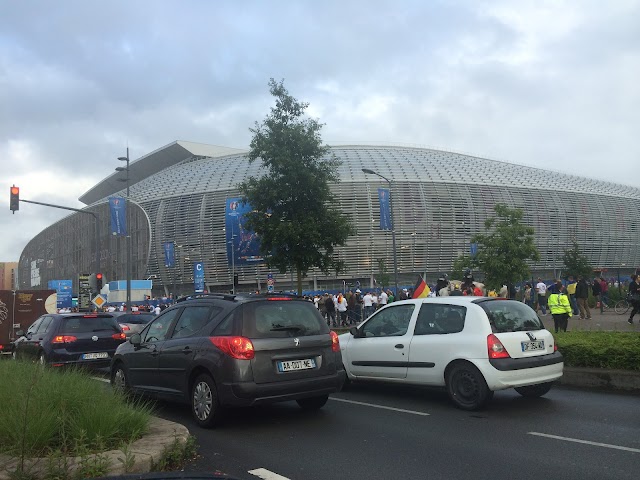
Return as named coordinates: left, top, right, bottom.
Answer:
left=163, top=242, right=176, bottom=267
left=378, top=188, right=392, bottom=231
left=48, top=279, right=73, bottom=308
left=470, top=243, right=478, bottom=257
left=194, top=262, right=205, bottom=293
left=109, top=197, right=127, bottom=236
left=225, top=198, right=264, bottom=266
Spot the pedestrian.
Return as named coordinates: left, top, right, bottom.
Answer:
left=523, top=283, right=533, bottom=308
left=575, top=275, right=591, bottom=319
left=592, top=277, right=603, bottom=314
left=324, top=294, right=337, bottom=327
left=566, top=276, right=578, bottom=315
left=548, top=281, right=572, bottom=333
left=536, top=278, right=548, bottom=315
left=627, top=274, right=640, bottom=325
left=379, top=289, right=388, bottom=307
left=154, top=304, right=161, bottom=315
left=599, top=277, right=609, bottom=309
left=363, top=291, right=374, bottom=319
left=387, top=289, right=395, bottom=304
left=336, top=293, right=348, bottom=326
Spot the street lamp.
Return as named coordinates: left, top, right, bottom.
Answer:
left=362, top=168, right=399, bottom=296
left=116, top=149, right=131, bottom=311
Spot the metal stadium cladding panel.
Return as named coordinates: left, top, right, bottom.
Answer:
left=18, top=141, right=640, bottom=295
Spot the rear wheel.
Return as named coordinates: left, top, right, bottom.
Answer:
left=446, top=363, right=492, bottom=410
left=191, top=373, right=222, bottom=428
left=38, top=352, right=47, bottom=367
left=515, top=382, right=553, bottom=397
left=296, top=394, right=329, bottom=410
left=111, top=364, right=129, bottom=393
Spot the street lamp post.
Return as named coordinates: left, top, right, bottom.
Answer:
left=116, top=148, right=131, bottom=311
left=362, top=168, right=399, bottom=297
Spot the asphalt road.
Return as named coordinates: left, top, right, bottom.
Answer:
left=154, top=382, right=640, bottom=480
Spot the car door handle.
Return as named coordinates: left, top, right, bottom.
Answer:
left=395, top=344, right=404, bottom=349
left=182, top=347, right=193, bottom=354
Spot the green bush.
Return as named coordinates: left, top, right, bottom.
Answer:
left=0, top=361, right=152, bottom=457
left=555, top=331, right=640, bottom=371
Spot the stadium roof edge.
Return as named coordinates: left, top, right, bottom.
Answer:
left=78, top=140, right=248, bottom=205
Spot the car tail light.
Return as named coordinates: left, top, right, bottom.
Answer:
left=266, top=297, right=293, bottom=301
left=0, top=345, right=4, bottom=351
left=330, top=330, right=340, bottom=352
left=487, top=334, right=510, bottom=359
left=52, top=335, right=77, bottom=344
left=83, top=315, right=98, bottom=318
left=209, top=336, right=255, bottom=360
left=121, top=325, right=130, bottom=331
left=554, top=342, right=558, bottom=352
left=112, top=333, right=126, bottom=340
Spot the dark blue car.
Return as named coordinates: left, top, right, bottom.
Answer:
left=13, top=313, right=126, bottom=368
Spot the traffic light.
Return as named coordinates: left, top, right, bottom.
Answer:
left=96, top=273, right=103, bottom=290
left=9, top=186, right=19, bottom=213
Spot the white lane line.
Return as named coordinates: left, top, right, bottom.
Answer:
left=248, top=468, right=291, bottom=480
left=528, top=432, right=640, bottom=454
left=91, top=376, right=110, bottom=383
left=329, top=397, right=430, bottom=416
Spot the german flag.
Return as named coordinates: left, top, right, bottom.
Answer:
left=412, top=276, right=431, bottom=298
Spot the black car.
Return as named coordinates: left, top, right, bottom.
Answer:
left=111, top=293, right=346, bottom=427
left=13, top=313, right=127, bottom=368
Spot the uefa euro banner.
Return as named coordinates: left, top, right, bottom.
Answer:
left=225, top=198, right=264, bottom=266
left=378, top=188, right=392, bottom=231
left=109, top=197, right=127, bottom=236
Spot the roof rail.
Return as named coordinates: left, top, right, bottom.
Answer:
left=176, top=293, right=237, bottom=303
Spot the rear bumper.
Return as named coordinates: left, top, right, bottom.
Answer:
left=218, top=370, right=346, bottom=407
left=476, top=354, right=564, bottom=391
left=49, top=350, right=115, bottom=369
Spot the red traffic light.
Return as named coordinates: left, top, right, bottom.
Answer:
left=96, top=273, right=103, bottom=280
left=9, top=185, right=19, bottom=213
left=10, top=186, right=19, bottom=195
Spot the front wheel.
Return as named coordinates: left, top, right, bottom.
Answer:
left=446, top=363, right=492, bottom=411
left=615, top=299, right=630, bottom=315
left=515, top=382, right=553, bottom=397
left=191, top=373, right=222, bottom=428
left=296, top=395, right=329, bottom=410
left=111, top=364, right=129, bottom=393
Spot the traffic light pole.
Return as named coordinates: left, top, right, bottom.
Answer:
left=17, top=198, right=101, bottom=273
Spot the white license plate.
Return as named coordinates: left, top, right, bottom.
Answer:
left=82, top=352, right=109, bottom=360
left=278, top=358, right=316, bottom=372
left=521, top=340, right=545, bottom=352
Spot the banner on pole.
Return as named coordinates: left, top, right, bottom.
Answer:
left=378, top=188, right=392, bottom=231
left=194, top=262, right=205, bottom=293
left=109, top=197, right=127, bottom=236
left=163, top=242, right=176, bottom=268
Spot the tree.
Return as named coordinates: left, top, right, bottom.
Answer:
left=472, top=203, right=540, bottom=290
left=239, top=79, right=353, bottom=295
left=450, top=254, right=476, bottom=280
left=562, top=239, right=593, bottom=279
left=376, top=259, right=391, bottom=290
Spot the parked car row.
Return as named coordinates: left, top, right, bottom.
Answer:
left=11, top=293, right=564, bottom=428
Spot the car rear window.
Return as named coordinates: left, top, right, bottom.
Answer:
left=60, top=315, right=120, bottom=334
left=478, top=300, right=544, bottom=333
left=117, top=313, right=155, bottom=324
left=241, top=300, right=328, bottom=338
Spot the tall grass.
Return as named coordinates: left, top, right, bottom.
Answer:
left=0, top=361, right=152, bottom=457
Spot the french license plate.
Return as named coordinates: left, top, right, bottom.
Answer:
left=521, top=340, right=545, bottom=352
left=82, top=352, right=109, bottom=360
left=278, top=358, right=316, bottom=372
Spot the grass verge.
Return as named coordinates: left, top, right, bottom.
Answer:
left=555, top=331, right=640, bottom=371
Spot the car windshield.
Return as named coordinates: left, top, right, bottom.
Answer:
left=117, top=314, right=155, bottom=325
left=242, top=300, right=328, bottom=338
left=60, top=316, right=119, bottom=334
left=478, top=300, right=544, bottom=333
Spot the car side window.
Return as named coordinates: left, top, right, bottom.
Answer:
left=415, top=304, right=466, bottom=335
left=212, top=312, right=235, bottom=336
left=27, top=317, right=44, bottom=335
left=36, top=316, right=53, bottom=334
left=361, top=304, right=415, bottom=337
left=171, top=306, right=219, bottom=339
left=143, top=308, right=181, bottom=343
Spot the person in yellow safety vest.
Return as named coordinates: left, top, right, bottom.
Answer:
left=566, top=276, right=578, bottom=315
left=548, top=281, right=572, bottom=333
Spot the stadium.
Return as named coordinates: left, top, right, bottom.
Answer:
left=18, top=141, right=640, bottom=296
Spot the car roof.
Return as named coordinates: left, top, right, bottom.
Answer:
left=174, top=292, right=305, bottom=305
left=387, top=297, right=507, bottom=307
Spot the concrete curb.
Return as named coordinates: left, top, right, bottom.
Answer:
left=560, top=367, right=640, bottom=393
left=0, top=416, right=189, bottom=479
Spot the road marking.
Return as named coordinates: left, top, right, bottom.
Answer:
left=330, top=397, right=430, bottom=416
left=248, top=468, right=291, bottom=480
left=91, top=376, right=110, bottom=383
left=528, top=432, right=640, bottom=453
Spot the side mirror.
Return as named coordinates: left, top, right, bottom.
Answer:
left=130, top=333, right=142, bottom=348
left=15, top=330, right=25, bottom=338
left=349, top=327, right=360, bottom=337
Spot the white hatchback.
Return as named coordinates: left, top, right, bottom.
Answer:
left=339, top=297, right=563, bottom=410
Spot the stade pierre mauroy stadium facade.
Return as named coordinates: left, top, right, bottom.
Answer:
left=18, top=141, right=640, bottom=295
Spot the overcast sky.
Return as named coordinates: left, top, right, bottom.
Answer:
left=1, top=0, right=639, bottom=262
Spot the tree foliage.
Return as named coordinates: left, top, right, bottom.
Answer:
left=239, top=79, right=353, bottom=295
left=562, top=239, right=593, bottom=279
left=376, top=259, right=391, bottom=290
left=450, top=254, right=476, bottom=280
left=472, top=203, right=540, bottom=290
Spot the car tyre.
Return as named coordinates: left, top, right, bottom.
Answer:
left=12, top=350, right=17, bottom=361
left=191, top=373, right=222, bottom=428
left=514, top=382, right=553, bottom=398
left=446, top=363, right=492, bottom=411
left=111, top=363, right=129, bottom=393
left=38, top=352, right=47, bottom=367
left=296, top=394, right=329, bottom=410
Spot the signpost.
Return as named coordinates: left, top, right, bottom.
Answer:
left=267, top=273, right=274, bottom=293
left=78, top=274, right=91, bottom=311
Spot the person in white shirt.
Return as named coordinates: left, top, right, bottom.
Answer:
left=107, top=305, right=116, bottom=312
left=154, top=305, right=161, bottom=315
left=536, top=278, right=548, bottom=315
left=336, top=293, right=348, bottom=326
left=363, top=292, right=374, bottom=319
left=379, top=290, right=388, bottom=306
